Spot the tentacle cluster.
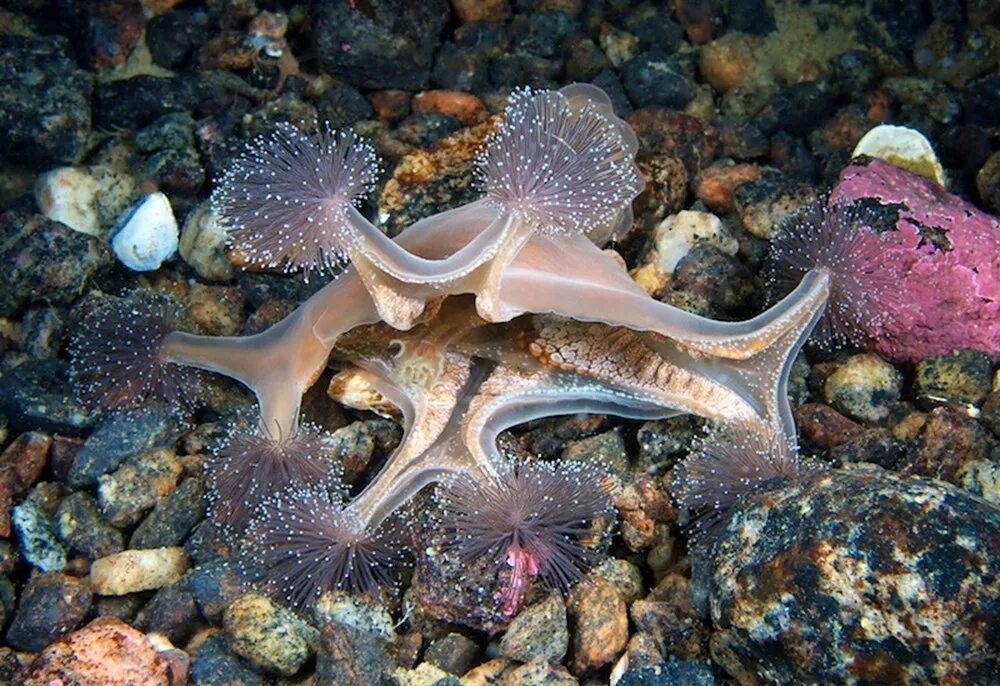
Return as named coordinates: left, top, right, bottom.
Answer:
left=212, top=122, right=380, bottom=279
left=476, top=87, right=643, bottom=237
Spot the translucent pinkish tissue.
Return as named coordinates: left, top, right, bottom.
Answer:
left=829, top=157, right=1000, bottom=361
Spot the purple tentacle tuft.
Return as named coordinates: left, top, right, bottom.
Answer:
left=212, top=122, right=381, bottom=279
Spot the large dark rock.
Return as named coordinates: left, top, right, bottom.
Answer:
left=0, top=360, right=97, bottom=435
left=6, top=573, right=93, bottom=652
left=0, top=35, right=93, bottom=167
left=692, top=465, right=1000, bottom=684
left=621, top=50, right=695, bottom=110
left=313, top=0, right=450, bottom=89
left=0, top=212, right=112, bottom=317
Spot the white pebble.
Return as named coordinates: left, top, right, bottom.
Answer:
left=90, top=547, right=190, bottom=595
left=852, top=124, right=946, bottom=185
left=34, top=167, right=101, bottom=236
left=652, top=210, right=737, bottom=273
left=110, top=192, right=179, bottom=271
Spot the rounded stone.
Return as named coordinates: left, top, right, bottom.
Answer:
left=90, top=546, right=191, bottom=595
left=697, top=465, right=1000, bottom=684
left=223, top=593, right=317, bottom=676
left=824, top=353, right=903, bottom=424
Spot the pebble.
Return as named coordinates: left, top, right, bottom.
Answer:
left=635, top=416, right=701, bottom=471
left=794, top=403, right=864, bottom=450
left=55, top=491, right=124, bottom=559
left=130, top=476, right=206, bottom=549
left=732, top=175, right=816, bottom=240
left=5, top=573, right=92, bottom=652
left=98, top=448, right=183, bottom=528
left=630, top=588, right=708, bottom=661
left=976, top=149, right=1000, bottom=213
left=314, top=590, right=396, bottom=641
left=90, top=546, right=191, bottom=595
left=616, top=662, right=718, bottom=686
left=425, top=632, right=480, bottom=675
left=412, top=90, right=486, bottom=125
left=567, top=577, right=628, bottom=674
left=312, top=0, right=449, bottom=89
left=823, top=353, right=903, bottom=424
left=186, top=284, right=247, bottom=336
left=394, top=661, right=463, bottom=685
left=614, top=474, right=676, bottom=552
left=0, top=360, right=96, bottom=435
left=0, top=34, right=92, bottom=168
left=110, top=192, right=179, bottom=272
left=0, top=431, right=50, bottom=537
left=137, top=581, right=202, bottom=646
left=904, top=405, right=994, bottom=484
left=67, top=403, right=177, bottom=488
left=187, top=559, right=247, bottom=623
left=914, top=350, right=994, bottom=407
left=505, top=659, right=578, bottom=685
left=851, top=123, right=946, bottom=184
left=0, top=211, right=113, bottom=318
left=695, top=465, right=1000, bottom=684
left=178, top=201, right=235, bottom=281
left=94, top=75, right=209, bottom=132
left=12, top=499, right=66, bottom=572
left=190, top=631, right=265, bottom=686
left=621, top=50, right=695, bottom=109
left=650, top=211, right=738, bottom=277
left=561, top=429, right=629, bottom=476
left=694, top=162, right=762, bottom=213
left=223, top=593, right=318, bottom=676
left=316, top=620, right=394, bottom=685
left=500, top=592, right=568, bottom=663
left=34, top=166, right=102, bottom=235
left=698, top=33, right=760, bottom=93
left=19, top=616, right=183, bottom=686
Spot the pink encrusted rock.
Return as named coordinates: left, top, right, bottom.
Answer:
left=18, top=616, right=187, bottom=686
left=830, top=157, right=1000, bottom=362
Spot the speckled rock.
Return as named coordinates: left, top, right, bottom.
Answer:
left=596, top=559, right=645, bottom=605
left=732, top=175, right=816, bottom=240
left=614, top=474, right=677, bottom=552
left=314, top=590, right=396, bottom=641
left=568, top=577, right=628, bottom=674
left=91, top=547, right=191, bottom=595
left=0, top=34, right=92, bottom=167
left=394, top=661, right=463, bottom=685
left=794, top=402, right=864, bottom=450
left=67, top=403, right=177, bottom=488
left=186, top=284, right=247, bottom=336
left=0, top=211, right=112, bottom=317
left=313, top=0, right=450, bottom=89
left=224, top=593, right=317, bottom=676
left=829, top=428, right=911, bottom=471
left=130, top=476, right=206, bottom=549
left=137, top=582, right=201, bottom=646
left=94, top=75, right=208, bottom=131
left=635, top=416, right=701, bottom=471
left=316, top=620, right=394, bottom=685
left=19, top=616, right=181, bottom=686
left=561, top=429, right=629, bottom=475
left=914, top=350, right=994, bottom=407
left=12, top=499, right=66, bottom=572
left=501, top=592, right=568, bottom=663
left=823, top=353, right=903, bottom=424
left=903, top=405, right=995, bottom=484
left=56, top=491, right=124, bottom=559
left=630, top=575, right=708, bottom=662
left=505, top=658, right=579, bottom=685
left=6, top=573, right=93, bottom=652
left=0, top=359, right=96, bottom=435
left=616, top=661, right=718, bottom=686
left=187, top=559, right=248, bottom=623
left=179, top=201, right=235, bottom=281
left=190, top=631, right=264, bottom=686
left=98, top=448, right=182, bottom=528
left=694, top=465, right=1000, bottom=685
left=425, top=632, right=480, bottom=675
left=625, top=109, right=717, bottom=179
left=621, top=50, right=695, bottom=109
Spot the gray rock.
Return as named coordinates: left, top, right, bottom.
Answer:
left=621, top=50, right=695, bottom=109
left=5, top=573, right=92, bottom=652
left=137, top=582, right=201, bottom=646
left=97, top=448, right=182, bottom=528
left=823, top=353, right=902, bottom=424
left=190, top=631, right=265, bottom=686
left=55, top=491, right=124, bottom=559
left=501, top=593, right=568, bottom=663
left=316, top=620, right=394, bottom=685
left=0, top=34, right=92, bottom=167
left=425, top=632, right=480, bottom=676
left=223, top=593, right=318, bottom=676
left=13, top=500, right=66, bottom=572
left=0, top=360, right=96, bottom=436
left=313, top=0, right=450, bottom=89
left=130, top=476, right=206, bottom=549
left=616, top=662, right=718, bottom=686
left=67, top=404, right=177, bottom=488
left=914, top=350, right=994, bottom=407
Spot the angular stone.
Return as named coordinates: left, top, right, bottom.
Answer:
left=5, top=573, right=92, bottom=652
left=223, top=593, right=317, bottom=676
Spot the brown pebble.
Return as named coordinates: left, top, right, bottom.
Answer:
left=904, top=406, right=994, bottom=484
left=370, top=90, right=412, bottom=125
left=695, top=162, right=762, bottom=213
left=795, top=403, right=864, bottom=450
left=0, top=431, right=50, bottom=536
left=450, top=0, right=509, bottom=23
left=568, top=577, right=627, bottom=674
left=699, top=34, right=759, bottom=93
left=413, top=90, right=486, bottom=125
left=185, top=284, right=246, bottom=336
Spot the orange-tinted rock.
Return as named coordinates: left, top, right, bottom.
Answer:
left=699, top=34, right=759, bottom=93
left=19, top=616, right=182, bottom=686
left=0, top=431, right=50, bottom=536
left=568, top=577, right=627, bottom=674
left=413, top=90, right=486, bottom=125
left=371, top=90, right=412, bottom=125
left=794, top=403, right=864, bottom=450
left=694, top=162, right=761, bottom=213
left=451, top=0, right=509, bottom=23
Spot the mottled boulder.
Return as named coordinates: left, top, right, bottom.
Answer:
left=694, top=465, right=1000, bottom=684
left=0, top=34, right=92, bottom=167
